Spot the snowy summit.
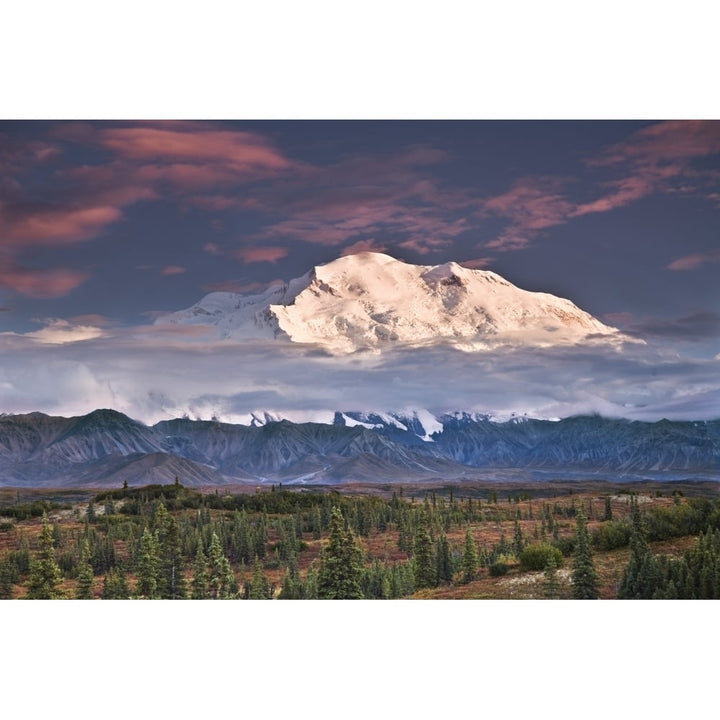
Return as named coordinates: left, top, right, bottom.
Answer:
left=158, top=252, right=631, bottom=354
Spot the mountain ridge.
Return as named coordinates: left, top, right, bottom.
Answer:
left=1, top=408, right=718, bottom=487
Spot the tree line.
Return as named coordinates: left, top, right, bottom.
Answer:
left=2, top=483, right=720, bottom=599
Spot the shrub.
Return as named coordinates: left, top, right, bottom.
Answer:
left=592, top=520, right=631, bottom=551
left=554, top=536, right=576, bottom=556
left=489, top=562, right=509, bottom=577
left=519, top=543, right=563, bottom=571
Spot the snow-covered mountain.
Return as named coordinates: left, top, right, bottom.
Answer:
left=157, top=252, right=631, bottom=353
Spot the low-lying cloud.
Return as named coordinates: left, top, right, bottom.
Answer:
left=0, top=327, right=718, bottom=424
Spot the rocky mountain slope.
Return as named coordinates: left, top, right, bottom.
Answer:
left=1, top=409, right=718, bottom=487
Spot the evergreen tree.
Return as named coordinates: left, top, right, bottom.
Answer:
left=254, top=513, right=268, bottom=558
left=52, top=522, right=62, bottom=548
left=191, top=544, right=209, bottom=599
left=247, top=557, right=270, bottom=599
left=460, top=529, right=478, bottom=584
left=604, top=496, right=613, bottom=521
left=155, top=505, right=187, bottom=599
left=363, top=559, right=392, bottom=599
left=0, top=559, right=15, bottom=599
left=317, top=507, right=365, bottom=599
left=278, top=556, right=303, bottom=599
left=513, top=520, right=525, bottom=557
left=435, top=534, right=453, bottom=585
left=101, top=566, right=129, bottom=599
left=413, top=523, right=436, bottom=589
left=618, top=497, right=654, bottom=599
left=207, top=532, right=237, bottom=599
left=543, top=552, right=561, bottom=599
left=26, top=512, right=65, bottom=599
left=303, top=561, right=319, bottom=599
left=571, top=507, right=599, bottom=599
left=75, top=538, right=94, bottom=599
left=135, top=527, right=161, bottom=598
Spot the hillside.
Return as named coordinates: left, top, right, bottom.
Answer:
left=1, top=409, right=718, bottom=487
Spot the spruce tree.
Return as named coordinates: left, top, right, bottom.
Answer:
left=571, top=507, right=599, bottom=599
left=155, top=506, right=187, bottom=599
left=248, top=557, right=270, bottom=599
left=135, top=527, right=161, bottom=598
left=207, top=532, right=237, bottom=599
left=317, top=507, right=365, bottom=599
left=412, top=523, right=436, bottom=589
left=0, top=559, right=15, bottom=599
left=604, top=496, right=613, bottom=521
left=278, top=556, right=303, bottom=600
left=435, top=534, right=453, bottom=585
left=513, top=520, right=525, bottom=557
left=618, top=497, right=653, bottom=599
left=75, top=538, right=94, bottom=599
left=191, top=544, right=209, bottom=599
left=460, top=529, right=478, bottom=584
left=101, top=566, right=129, bottom=599
left=26, top=512, right=65, bottom=599
left=543, top=552, right=561, bottom=599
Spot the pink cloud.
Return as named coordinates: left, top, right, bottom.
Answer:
left=255, top=220, right=351, bottom=246
left=341, top=239, right=388, bottom=256
left=572, top=175, right=655, bottom=216
left=234, top=246, right=289, bottom=264
left=241, top=145, right=475, bottom=255
left=577, top=121, right=720, bottom=213
left=483, top=182, right=572, bottom=230
left=480, top=180, right=573, bottom=251
left=99, top=127, right=293, bottom=173
left=203, top=242, right=223, bottom=255
left=0, top=265, right=88, bottom=298
left=1, top=205, right=122, bottom=245
left=134, top=163, right=240, bottom=189
left=595, top=121, right=720, bottom=167
left=666, top=249, right=720, bottom=271
left=397, top=236, right=453, bottom=255
left=160, top=265, right=187, bottom=276
left=255, top=189, right=470, bottom=254
left=459, top=257, right=493, bottom=269
left=191, top=195, right=265, bottom=211
left=0, top=134, right=62, bottom=171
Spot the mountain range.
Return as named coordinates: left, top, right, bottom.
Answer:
left=1, top=409, right=718, bottom=487
left=3, top=253, right=714, bottom=488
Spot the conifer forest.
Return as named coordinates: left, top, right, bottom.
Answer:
left=2, top=480, right=720, bottom=600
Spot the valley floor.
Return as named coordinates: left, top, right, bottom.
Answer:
left=1, top=480, right=718, bottom=600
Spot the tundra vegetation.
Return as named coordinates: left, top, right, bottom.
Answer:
left=1, top=480, right=719, bottom=599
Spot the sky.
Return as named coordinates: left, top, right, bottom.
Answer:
left=1, top=120, right=719, bottom=422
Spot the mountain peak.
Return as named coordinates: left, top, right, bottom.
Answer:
left=160, top=252, right=633, bottom=354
